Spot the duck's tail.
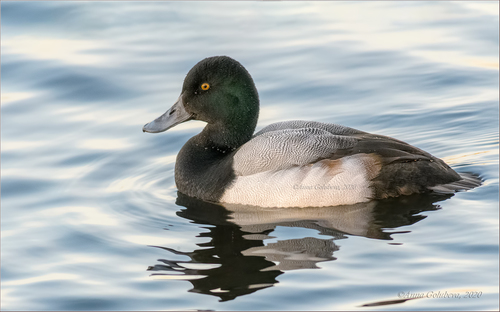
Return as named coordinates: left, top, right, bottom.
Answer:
left=428, top=172, right=482, bottom=194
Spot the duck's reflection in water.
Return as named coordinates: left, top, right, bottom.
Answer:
left=147, top=192, right=452, bottom=302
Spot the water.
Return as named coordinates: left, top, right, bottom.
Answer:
left=1, top=1, right=498, bottom=310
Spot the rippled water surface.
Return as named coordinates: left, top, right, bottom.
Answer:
left=1, top=2, right=499, bottom=310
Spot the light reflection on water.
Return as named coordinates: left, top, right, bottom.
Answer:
left=1, top=1, right=498, bottom=311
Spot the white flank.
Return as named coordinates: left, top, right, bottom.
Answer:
left=220, top=154, right=381, bottom=207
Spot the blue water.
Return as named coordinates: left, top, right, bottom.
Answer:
left=1, top=1, right=498, bottom=310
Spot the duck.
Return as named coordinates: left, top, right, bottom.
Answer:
left=143, top=56, right=481, bottom=207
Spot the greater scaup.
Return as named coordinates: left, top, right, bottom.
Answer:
left=143, top=56, right=481, bottom=207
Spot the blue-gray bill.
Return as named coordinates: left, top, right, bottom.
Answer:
left=143, top=94, right=192, bottom=133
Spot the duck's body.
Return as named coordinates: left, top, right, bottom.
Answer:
left=143, top=56, right=480, bottom=207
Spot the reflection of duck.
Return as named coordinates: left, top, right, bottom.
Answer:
left=147, top=192, right=453, bottom=301
left=143, top=56, right=480, bottom=207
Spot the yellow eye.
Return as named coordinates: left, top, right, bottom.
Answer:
left=201, top=83, right=210, bottom=91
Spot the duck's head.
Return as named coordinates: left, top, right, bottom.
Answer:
left=143, top=56, right=260, bottom=146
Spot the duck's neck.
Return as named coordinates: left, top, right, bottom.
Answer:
left=196, top=118, right=258, bottom=152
